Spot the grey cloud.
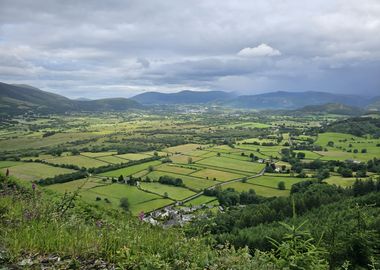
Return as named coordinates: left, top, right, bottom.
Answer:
left=0, top=0, right=379, bottom=97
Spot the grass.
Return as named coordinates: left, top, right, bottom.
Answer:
left=190, top=168, right=244, bottom=182
left=116, top=153, right=152, bottom=161
left=184, top=195, right=216, bottom=206
left=146, top=171, right=216, bottom=191
left=139, top=182, right=196, bottom=201
left=46, top=155, right=109, bottom=168
left=95, top=155, right=127, bottom=164
left=196, top=156, right=265, bottom=174
left=155, top=163, right=198, bottom=175
left=222, top=181, right=289, bottom=197
left=247, top=175, right=307, bottom=190
left=315, top=132, right=380, bottom=161
left=1, top=163, right=76, bottom=181
left=83, top=184, right=166, bottom=214
left=170, top=155, right=202, bottom=164
left=99, top=160, right=161, bottom=177
left=45, top=177, right=108, bottom=193
left=163, top=144, right=202, bottom=154
left=80, top=151, right=117, bottom=157
left=324, top=176, right=359, bottom=187
left=0, top=161, right=21, bottom=169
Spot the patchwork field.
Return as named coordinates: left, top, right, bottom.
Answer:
left=190, top=168, right=244, bottom=182
left=100, top=160, right=162, bottom=178
left=222, top=181, right=289, bottom=197
left=247, top=175, right=307, bottom=190
left=196, top=156, right=265, bottom=174
left=2, top=163, right=76, bottom=181
left=146, top=171, right=216, bottom=191
left=140, top=182, right=196, bottom=201
left=46, top=155, right=109, bottom=168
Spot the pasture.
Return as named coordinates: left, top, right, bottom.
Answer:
left=100, top=160, right=162, bottom=177
left=139, top=182, right=196, bottom=201
left=222, top=181, right=289, bottom=197
left=46, top=155, right=108, bottom=168
left=196, top=156, right=265, bottom=174
left=2, top=163, right=76, bottom=182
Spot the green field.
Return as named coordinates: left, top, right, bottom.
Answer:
left=116, top=153, right=152, bottom=161
left=95, top=155, right=127, bottom=164
left=140, top=182, right=196, bottom=201
left=2, top=163, right=76, bottom=181
left=0, top=161, right=21, bottom=169
left=190, top=168, right=244, bottom=182
left=80, top=151, right=117, bottom=158
left=47, top=155, right=108, bottom=168
left=324, top=175, right=359, bottom=187
left=156, top=163, right=198, bottom=175
left=222, top=181, right=289, bottom=197
left=46, top=177, right=108, bottom=193
left=248, top=175, right=307, bottom=190
left=196, top=156, right=265, bottom=174
left=100, top=160, right=161, bottom=177
left=146, top=171, right=216, bottom=191
left=184, top=195, right=217, bottom=206
left=164, top=144, right=202, bottom=154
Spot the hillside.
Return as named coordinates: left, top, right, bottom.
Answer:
left=324, top=116, right=380, bottom=137
left=224, top=91, right=370, bottom=109
left=296, top=103, right=365, bottom=116
left=367, top=96, right=380, bottom=111
left=0, top=82, right=143, bottom=115
left=131, top=90, right=234, bottom=105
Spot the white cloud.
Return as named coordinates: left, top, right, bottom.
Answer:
left=237, top=44, right=281, bottom=57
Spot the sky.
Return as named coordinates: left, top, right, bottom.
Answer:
left=0, top=0, right=379, bottom=99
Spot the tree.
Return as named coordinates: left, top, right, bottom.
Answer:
left=278, top=181, right=286, bottom=190
left=188, top=157, right=193, bottom=164
left=148, top=165, right=154, bottom=172
left=120, top=197, right=130, bottom=212
left=217, top=152, right=221, bottom=157
left=296, top=152, right=306, bottom=159
left=361, top=148, right=367, bottom=153
left=118, top=174, right=124, bottom=182
left=327, top=141, right=334, bottom=147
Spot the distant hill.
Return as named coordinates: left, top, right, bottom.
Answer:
left=323, top=116, right=380, bottom=137
left=131, top=90, right=235, bottom=105
left=223, top=91, right=370, bottom=109
left=367, top=96, right=380, bottom=111
left=296, top=103, right=365, bottom=116
left=0, top=82, right=143, bottom=115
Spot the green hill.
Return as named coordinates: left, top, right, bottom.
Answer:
left=0, top=82, right=143, bottom=115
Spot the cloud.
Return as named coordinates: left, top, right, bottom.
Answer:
left=237, top=44, right=281, bottom=57
left=0, top=0, right=379, bottom=97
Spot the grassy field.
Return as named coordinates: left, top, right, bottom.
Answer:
left=222, top=181, right=289, bottom=197
left=100, top=160, right=162, bottom=177
left=139, top=182, right=196, bottom=201
left=156, top=163, right=198, bottom=175
left=316, top=132, right=380, bottom=161
left=116, top=153, right=152, bottom=161
left=170, top=154, right=203, bottom=164
left=80, top=151, right=117, bottom=158
left=164, top=144, right=202, bottom=154
left=324, top=175, right=359, bottom=187
left=196, top=156, right=265, bottom=174
left=46, top=155, right=109, bottom=168
left=247, top=175, right=307, bottom=190
left=184, top=195, right=217, bottom=206
left=190, top=168, right=244, bottom=182
left=0, top=161, right=21, bottom=169
left=146, top=171, right=216, bottom=191
left=82, top=184, right=169, bottom=214
left=293, top=151, right=323, bottom=160
left=45, top=177, right=108, bottom=193
left=95, top=155, right=127, bottom=164
left=2, top=163, right=76, bottom=181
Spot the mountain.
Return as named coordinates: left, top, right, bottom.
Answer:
left=131, top=90, right=235, bottom=105
left=367, top=96, right=380, bottom=111
left=224, top=91, right=370, bottom=109
left=296, top=103, right=365, bottom=116
left=0, top=82, right=143, bottom=115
